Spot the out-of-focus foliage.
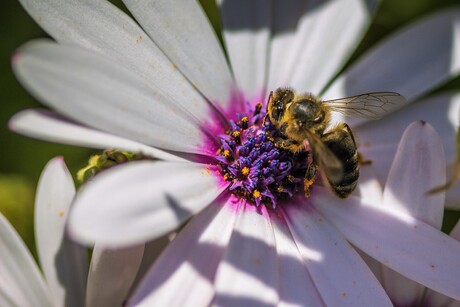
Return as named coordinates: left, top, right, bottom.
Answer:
left=1, top=0, right=459, bottom=252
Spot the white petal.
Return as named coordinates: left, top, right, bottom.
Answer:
left=356, top=92, right=460, bottom=204
left=123, top=0, right=234, bottom=107
left=35, top=157, right=88, bottom=307
left=129, top=197, right=235, bottom=307
left=68, top=161, right=226, bottom=247
left=0, top=213, right=52, bottom=307
left=312, top=188, right=460, bottom=300
left=270, top=210, right=324, bottom=307
left=451, top=220, right=460, bottom=241
left=219, top=0, right=270, bottom=99
left=270, top=0, right=378, bottom=95
left=86, top=244, right=144, bottom=307
left=285, top=203, right=392, bottom=307
left=378, top=123, right=445, bottom=305
left=214, top=203, right=279, bottom=306
left=358, top=164, right=384, bottom=205
left=13, top=40, right=214, bottom=154
left=129, top=235, right=171, bottom=291
left=10, top=109, right=185, bottom=162
left=324, top=8, right=460, bottom=125
left=18, top=0, right=209, bottom=117
left=383, top=121, right=446, bottom=227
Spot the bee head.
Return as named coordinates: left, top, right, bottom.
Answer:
left=267, top=88, right=295, bottom=127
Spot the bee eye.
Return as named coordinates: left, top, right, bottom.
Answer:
left=313, top=113, right=324, bottom=123
left=271, top=106, right=284, bottom=121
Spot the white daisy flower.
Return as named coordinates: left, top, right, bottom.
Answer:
left=0, top=157, right=145, bottom=307
left=8, top=0, right=460, bottom=305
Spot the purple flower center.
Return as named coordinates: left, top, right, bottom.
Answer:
left=215, top=103, right=309, bottom=208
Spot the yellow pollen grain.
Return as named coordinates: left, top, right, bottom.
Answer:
left=241, top=116, right=248, bottom=123
left=253, top=190, right=261, bottom=198
left=277, top=185, right=284, bottom=192
left=222, top=149, right=230, bottom=157
left=223, top=173, right=229, bottom=181
left=241, top=166, right=250, bottom=176
left=58, top=210, right=65, bottom=217
left=232, top=130, right=241, bottom=138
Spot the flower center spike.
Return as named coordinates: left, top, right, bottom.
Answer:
left=215, top=103, right=310, bottom=208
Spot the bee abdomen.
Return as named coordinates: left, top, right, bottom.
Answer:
left=322, top=125, right=359, bottom=198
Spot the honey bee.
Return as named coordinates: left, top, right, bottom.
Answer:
left=266, top=87, right=407, bottom=198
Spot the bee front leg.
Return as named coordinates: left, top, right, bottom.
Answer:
left=273, top=137, right=303, bottom=153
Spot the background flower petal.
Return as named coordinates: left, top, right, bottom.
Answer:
left=218, top=0, right=271, bottom=100
left=68, top=161, right=227, bottom=247
left=268, top=0, right=378, bottom=95
left=377, top=122, right=446, bottom=306
left=0, top=212, right=53, bottom=307
left=324, top=8, right=460, bottom=125
left=123, top=0, right=234, bottom=108
left=35, top=157, right=88, bottom=307
left=17, top=0, right=210, bottom=117
left=383, top=121, right=446, bottom=226
left=129, top=198, right=234, bottom=307
left=285, top=203, right=392, bottom=307
left=356, top=92, right=460, bottom=205
left=313, top=188, right=460, bottom=300
left=214, top=203, right=279, bottom=306
left=9, top=109, right=185, bottom=162
left=86, top=244, right=144, bottom=307
left=13, top=40, right=213, bottom=154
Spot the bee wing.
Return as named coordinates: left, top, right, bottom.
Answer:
left=304, top=130, right=343, bottom=183
left=323, top=92, right=407, bottom=119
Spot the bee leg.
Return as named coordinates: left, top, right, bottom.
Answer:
left=304, top=162, right=317, bottom=198
left=357, top=152, right=372, bottom=165
left=273, top=137, right=303, bottom=153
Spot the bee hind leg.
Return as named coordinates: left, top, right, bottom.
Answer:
left=304, top=162, right=317, bottom=198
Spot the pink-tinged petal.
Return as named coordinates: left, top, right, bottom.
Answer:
left=285, top=202, right=392, bottom=307
left=214, top=203, right=279, bottom=306
left=283, top=0, right=378, bottom=94
left=13, top=40, right=213, bottom=154
left=122, top=0, right=234, bottom=108
left=218, top=0, right=270, bottom=99
left=86, top=244, right=144, bottom=307
left=35, top=157, right=88, bottom=307
left=356, top=92, right=460, bottom=204
left=312, top=188, right=460, bottom=300
left=270, top=210, right=324, bottom=307
left=18, top=0, right=209, bottom=118
left=9, top=109, right=185, bottom=162
left=0, top=213, right=53, bottom=307
left=324, top=8, right=460, bottom=126
left=383, top=121, right=446, bottom=227
left=68, top=161, right=227, bottom=247
left=128, top=198, right=235, bottom=307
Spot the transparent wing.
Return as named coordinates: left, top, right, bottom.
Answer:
left=304, top=130, right=342, bottom=183
left=323, top=92, right=407, bottom=119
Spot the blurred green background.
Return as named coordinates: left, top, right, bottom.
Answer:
left=1, top=0, right=459, bottom=254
